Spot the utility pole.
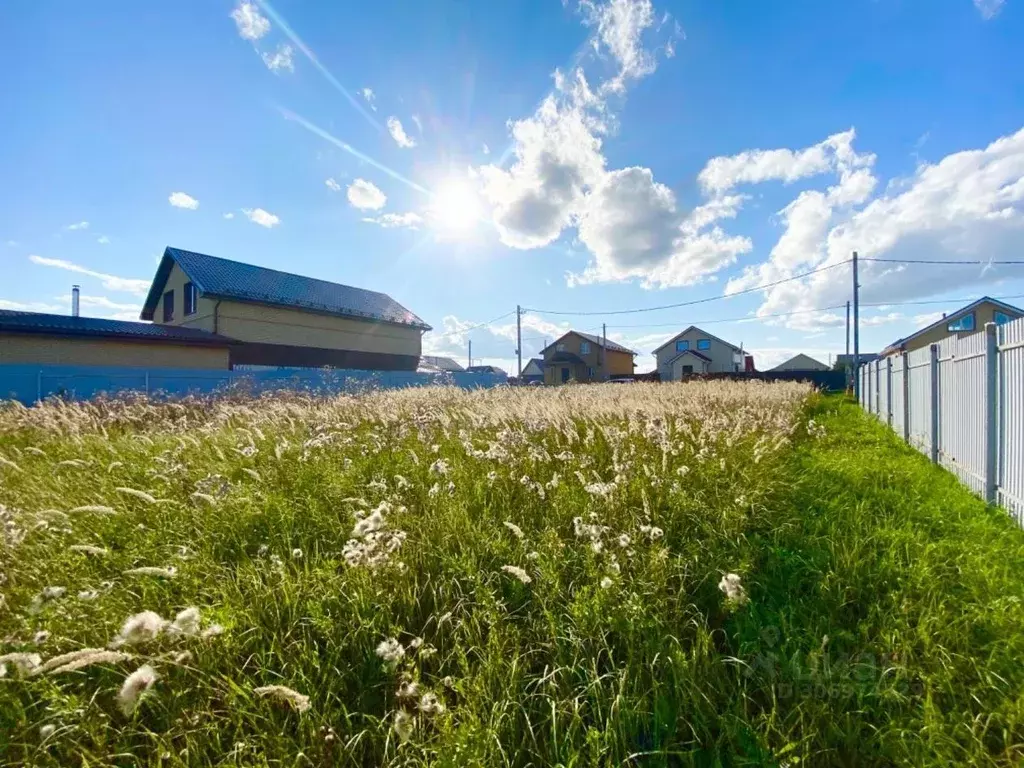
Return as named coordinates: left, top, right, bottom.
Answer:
left=845, top=301, right=851, bottom=356
left=468, top=339, right=472, bottom=370
left=852, top=251, right=861, bottom=400
left=516, top=305, right=523, bottom=380
left=602, top=323, right=607, bottom=380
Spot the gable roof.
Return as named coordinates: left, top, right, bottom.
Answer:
left=141, top=247, right=431, bottom=330
left=770, top=353, right=829, bottom=371
left=419, top=355, right=464, bottom=372
left=651, top=326, right=743, bottom=356
left=541, top=330, right=636, bottom=356
left=666, top=348, right=712, bottom=365
left=884, top=296, right=1023, bottom=353
left=522, top=358, right=544, bottom=375
left=0, top=310, right=231, bottom=346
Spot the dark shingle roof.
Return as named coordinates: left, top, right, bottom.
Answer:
left=141, top=247, right=430, bottom=330
left=0, top=310, right=231, bottom=346
left=575, top=331, right=635, bottom=355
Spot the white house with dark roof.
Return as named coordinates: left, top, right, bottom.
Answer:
left=142, top=247, right=431, bottom=370
left=652, top=326, right=745, bottom=381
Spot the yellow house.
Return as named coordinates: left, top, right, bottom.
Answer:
left=0, top=309, right=231, bottom=368
left=881, top=297, right=1023, bottom=356
left=541, top=331, right=635, bottom=384
left=142, top=247, right=431, bottom=370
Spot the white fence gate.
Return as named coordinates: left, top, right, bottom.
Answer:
left=858, top=317, right=1024, bottom=526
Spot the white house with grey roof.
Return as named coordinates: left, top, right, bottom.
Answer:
left=652, top=326, right=745, bottom=381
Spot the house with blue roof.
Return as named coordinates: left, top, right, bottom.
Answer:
left=140, top=247, right=431, bottom=370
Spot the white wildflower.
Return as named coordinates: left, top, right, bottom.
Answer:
left=118, top=664, right=158, bottom=715
left=408, top=637, right=423, bottom=650
left=168, top=607, right=201, bottom=637
left=0, top=652, right=42, bottom=675
left=428, top=483, right=441, bottom=497
left=33, top=630, right=50, bottom=644
left=201, top=624, right=225, bottom=639
left=257, top=544, right=269, bottom=557
left=123, top=566, right=177, bottom=578
left=40, top=724, right=56, bottom=740
left=77, top=589, right=99, bottom=601
left=486, top=471, right=498, bottom=484
left=617, top=534, right=631, bottom=548
left=600, top=577, right=614, bottom=589
left=375, top=637, right=404, bottom=664
left=69, top=545, right=108, bottom=556
left=501, top=565, right=532, bottom=584
left=419, top=692, right=445, bottom=715
left=352, top=507, right=386, bottom=537
left=291, top=548, right=303, bottom=559
left=676, top=466, right=690, bottom=476
left=173, top=650, right=193, bottom=664
left=394, top=710, right=415, bottom=742
left=112, top=611, right=166, bottom=647
left=429, top=458, right=450, bottom=476
left=42, top=586, right=66, bottom=600
left=503, top=521, right=524, bottom=540
left=253, top=684, right=311, bottom=712
left=396, top=680, right=419, bottom=699
left=718, top=573, right=749, bottom=606
left=526, top=551, right=540, bottom=560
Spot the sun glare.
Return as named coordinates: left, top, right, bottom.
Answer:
left=430, top=177, right=483, bottom=236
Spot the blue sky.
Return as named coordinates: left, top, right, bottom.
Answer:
left=2, top=0, right=1024, bottom=372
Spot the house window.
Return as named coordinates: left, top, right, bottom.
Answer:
left=675, top=340, right=689, bottom=352
left=697, top=339, right=711, bottom=350
left=184, top=282, right=197, bottom=315
left=580, top=341, right=591, bottom=355
left=587, top=367, right=594, bottom=377
left=947, top=312, right=975, bottom=332
left=163, top=290, right=174, bottom=322
left=681, top=365, right=694, bottom=374
left=994, top=311, right=1012, bottom=325
left=556, top=343, right=566, bottom=352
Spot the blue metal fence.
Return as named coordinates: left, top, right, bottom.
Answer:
left=0, top=364, right=508, bottom=405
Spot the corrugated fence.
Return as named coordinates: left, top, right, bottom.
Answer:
left=858, top=316, right=1024, bottom=525
left=0, top=364, right=507, bottom=406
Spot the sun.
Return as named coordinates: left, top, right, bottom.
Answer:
left=429, top=176, right=483, bottom=236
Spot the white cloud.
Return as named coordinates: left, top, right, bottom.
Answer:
left=28, top=255, right=150, bottom=295
left=66, top=221, right=89, bottom=231
left=230, top=1, right=270, bottom=40
left=223, top=212, right=235, bottom=219
left=168, top=192, right=199, bottom=210
left=346, top=179, right=387, bottom=210
left=325, top=178, right=342, bottom=192
left=362, top=212, right=424, bottom=229
left=580, top=0, right=658, bottom=92
left=974, top=0, right=1005, bottom=19
left=482, top=143, right=490, bottom=155
left=742, top=126, right=1024, bottom=324
left=387, top=117, right=417, bottom=148
left=0, top=298, right=64, bottom=313
left=361, top=87, right=376, bottom=109
left=411, top=114, right=423, bottom=133
left=261, top=44, right=294, bottom=73
left=242, top=208, right=281, bottom=228
left=5, top=240, right=17, bottom=247
left=97, top=235, right=111, bottom=245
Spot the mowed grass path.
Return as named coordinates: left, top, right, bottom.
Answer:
left=0, top=387, right=1022, bottom=766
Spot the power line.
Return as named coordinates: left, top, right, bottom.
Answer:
left=523, top=260, right=851, bottom=316
left=860, top=258, right=1024, bottom=265
left=860, top=293, right=1024, bottom=308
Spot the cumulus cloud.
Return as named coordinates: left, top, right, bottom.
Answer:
left=97, top=235, right=111, bottom=245
left=742, top=126, right=1024, bottom=324
left=362, top=212, right=423, bottom=229
left=325, top=178, right=342, bottom=192
left=168, top=192, right=199, bottom=210
left=223, top=212, right=235, bottom=219
left=261, top=44, right=294, bottom=73
left=0, top=298, right=64, bottom=313
left=28, top=255, right=150, bottom=295
left=242, top=208, right=281, bottom=228
left=387, top=117, right=417, bottom=149
left=974, top=0, right=1005, bottom=19
left=65, top=221, right=89, bottom=231
left=580, top=0, right=659, bottom=92
left=347, top=179, right=387, bottom=210
left=231, top=1, right=270, bottom=40
left=361, top=88, right=376, bottom=109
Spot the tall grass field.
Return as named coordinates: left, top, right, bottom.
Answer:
left=1, top=382, right=1022, bottom=766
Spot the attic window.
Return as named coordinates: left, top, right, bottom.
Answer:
left=994, top=311, right=1012, bottom=325
left=580, top=340, right=591, bottom=355
left=697, top=339, right=711, bottom=350
left=947, top=312, right=975, bottom=333
left=184, top=282, right=197, bottom=316
left=676, top=340, right=689, bottom=352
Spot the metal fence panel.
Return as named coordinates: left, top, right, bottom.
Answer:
left=859, top=316, right=1024, bottom=527
left=998, top=318, right=1024, bottom=525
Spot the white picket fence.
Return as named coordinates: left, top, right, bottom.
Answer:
left=858, top=316, right=1024, bottom=526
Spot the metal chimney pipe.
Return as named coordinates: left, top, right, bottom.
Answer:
left=72, top=285, right=80, bottom=317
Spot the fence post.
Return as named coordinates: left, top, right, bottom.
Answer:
left=145, top=371, right=150, bottom=396
left=929, top=343, right=940, bottom=464
left=901, top=351, right=910, bottom=443
left=984, top=322, right=998, bottom=504
left=885, top=357, right=893, bottom=427
left=874, top=361, right=881, bottom=417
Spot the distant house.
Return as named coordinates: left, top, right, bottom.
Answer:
left=142, top=247, right=431, bottom=370
left=652, top=327, right=744, bottom=381
left=418, top=355, right=464, bottom=373
left=770, top=354, right=830, bottom=372
left=881, top=297, right=1023, bottom=356
left=541, top=331, right=635, bottom=384
left=0, top=310, right=232, bottom=369
left=521, top=358, right=544, bottom=383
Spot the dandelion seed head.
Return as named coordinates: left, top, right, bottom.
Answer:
left=718, top=572, right=749, bottom=606
left=375, top=637, right=404, bottom=664
left=201, top=623, right=224, bottom=639
left=419, top=691, right=445, bottom=715
left=169, top=607, right=201, bottom=637
left=40, top=724, right=56, bottom=740
left=600, top=576, right=614, bottom=589
left=118, top=664, right=158, bottom=715
left=112, top=610, right=166, bottom=647
left=393, top=710, right=415, bottom=742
